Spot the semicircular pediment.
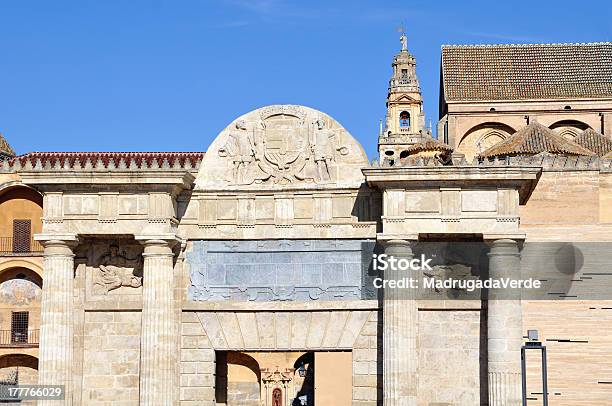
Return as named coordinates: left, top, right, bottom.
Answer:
left=195, top=105, right=369, bottom=190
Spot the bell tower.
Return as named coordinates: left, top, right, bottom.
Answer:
left=378, top=29, right=431, bottom=164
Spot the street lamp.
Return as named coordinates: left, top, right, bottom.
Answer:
left=521, top=329, right=549, bottom=406
left=297, top=365, right=307, bottom=378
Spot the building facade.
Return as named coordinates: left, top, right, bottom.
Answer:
left=0, top=37, right=611, bottom=406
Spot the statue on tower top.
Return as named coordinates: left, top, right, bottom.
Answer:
left=398, top=25, right=408, bottom=51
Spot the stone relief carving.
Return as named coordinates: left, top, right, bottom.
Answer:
left=423, top=263, right=476, bottom=297
left=216, top=106, right=350, bottom=186
left=219, top=120, right=257, bottom=185
left=311, top=118, right=349, bottom=182
left=92, top=243, right=143, bottom=295
left=187, top=239, right=376, bottom=302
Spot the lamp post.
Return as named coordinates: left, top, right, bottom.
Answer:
left=521, top=330, right=549, bottom=406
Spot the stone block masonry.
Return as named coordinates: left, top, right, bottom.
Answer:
left=81, top=311, right=141, bottom=405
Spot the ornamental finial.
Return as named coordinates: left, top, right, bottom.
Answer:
left=397, top=24, right=407, bottom=51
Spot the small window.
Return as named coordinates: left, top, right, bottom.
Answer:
left=399, top=111, right=410, bottom=128
left=564, top=105, right=572, bottom=110
left=11, top=312, right=29, bottom=343
left=12, top=220, right=32, bottom=253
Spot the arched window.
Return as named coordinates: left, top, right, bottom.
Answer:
left=399, top=111, right=410, bottom=128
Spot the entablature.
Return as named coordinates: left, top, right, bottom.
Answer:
left=19, top=169, right=195, bottom=236
left=363, top=165, right=541, bottom=239
left=178, top=186, right=380, bottom=240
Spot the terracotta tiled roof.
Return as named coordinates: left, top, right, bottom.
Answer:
left=2, top=152, right=204, bottom=170
left=479, top=121, right=596, bottom=158
left=0, top=134, right=15, bottom=157
left=441, top=42, right=612, bottom=101
left=404, top=139, right=453, bottom=154
left=572, top=128, right=612, bottom=157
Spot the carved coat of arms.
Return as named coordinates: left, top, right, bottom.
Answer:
left=219, top=106, right=348, bottom=185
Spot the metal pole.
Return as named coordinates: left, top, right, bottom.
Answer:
left=542, top=347, right=548, bottom=406
left=522, top=343, right=549, bottom=406
left=521, top=346, right=528, bottom=406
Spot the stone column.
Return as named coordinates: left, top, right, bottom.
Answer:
left=383, top=239, right=417, bottom=406
left=487, top=239, right=522, bottom=406
left=137, top=237, right=178, bottom=405
left=37, top=235, right=78, bottom=405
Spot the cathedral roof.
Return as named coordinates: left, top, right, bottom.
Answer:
left=1, top=152, right=204, bottom=170
left=0, top=133, right=15, bottom=157
left=479, top=121, right=596, bottom=158
left=441, top=42, right=612, bottom=101
left=572, top=128, right=612, bottom=157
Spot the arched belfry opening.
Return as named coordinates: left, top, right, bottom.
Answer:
left=400, top=111, right=411, bottom=128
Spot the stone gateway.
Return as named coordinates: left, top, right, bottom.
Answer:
left=0, top=34, right=611, bottom=406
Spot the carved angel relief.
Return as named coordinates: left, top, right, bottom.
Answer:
left=92, top=243, right=143, bottom=295
left=218, top=107, right=349, bottom=185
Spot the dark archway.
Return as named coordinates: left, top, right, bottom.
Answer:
left=0, top=267, right=42, bottom=289
left=0, top=353, right=39, bottom=387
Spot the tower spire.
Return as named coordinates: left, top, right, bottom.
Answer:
left=378, top=28, right=433, bottom=164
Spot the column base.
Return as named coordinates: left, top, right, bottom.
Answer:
left=488, top=371, right=522, bottom=406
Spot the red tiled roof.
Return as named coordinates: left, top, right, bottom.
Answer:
left=5, top=152, right=204, bottom=169
left=441, top=42, right=612, bottom=101
left=404, top=139, right=453, bottom=154
left=572, top=128, right=612, bottom=157
left=479, top=122, right=596, bottom=158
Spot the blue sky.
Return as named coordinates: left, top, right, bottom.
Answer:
left=1, top=0, right=610, bottom=158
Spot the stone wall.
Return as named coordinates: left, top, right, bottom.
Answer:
left=180, top=312, right=216, bottom=405
left=521, top=170, right=601, bottom=225
left=417, top=309, right=482, bottom=406
left=352, top=311, right=380, bottom=405
left=519, top=168, right=612, bottom=405
left=523, top=301, right=612, bottom=405
left=81, top=311, right=141, bottom=405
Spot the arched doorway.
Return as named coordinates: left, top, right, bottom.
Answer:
left=0, top=353, right=38, bottom=385
left=215, top=351, right=261, bottom=406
